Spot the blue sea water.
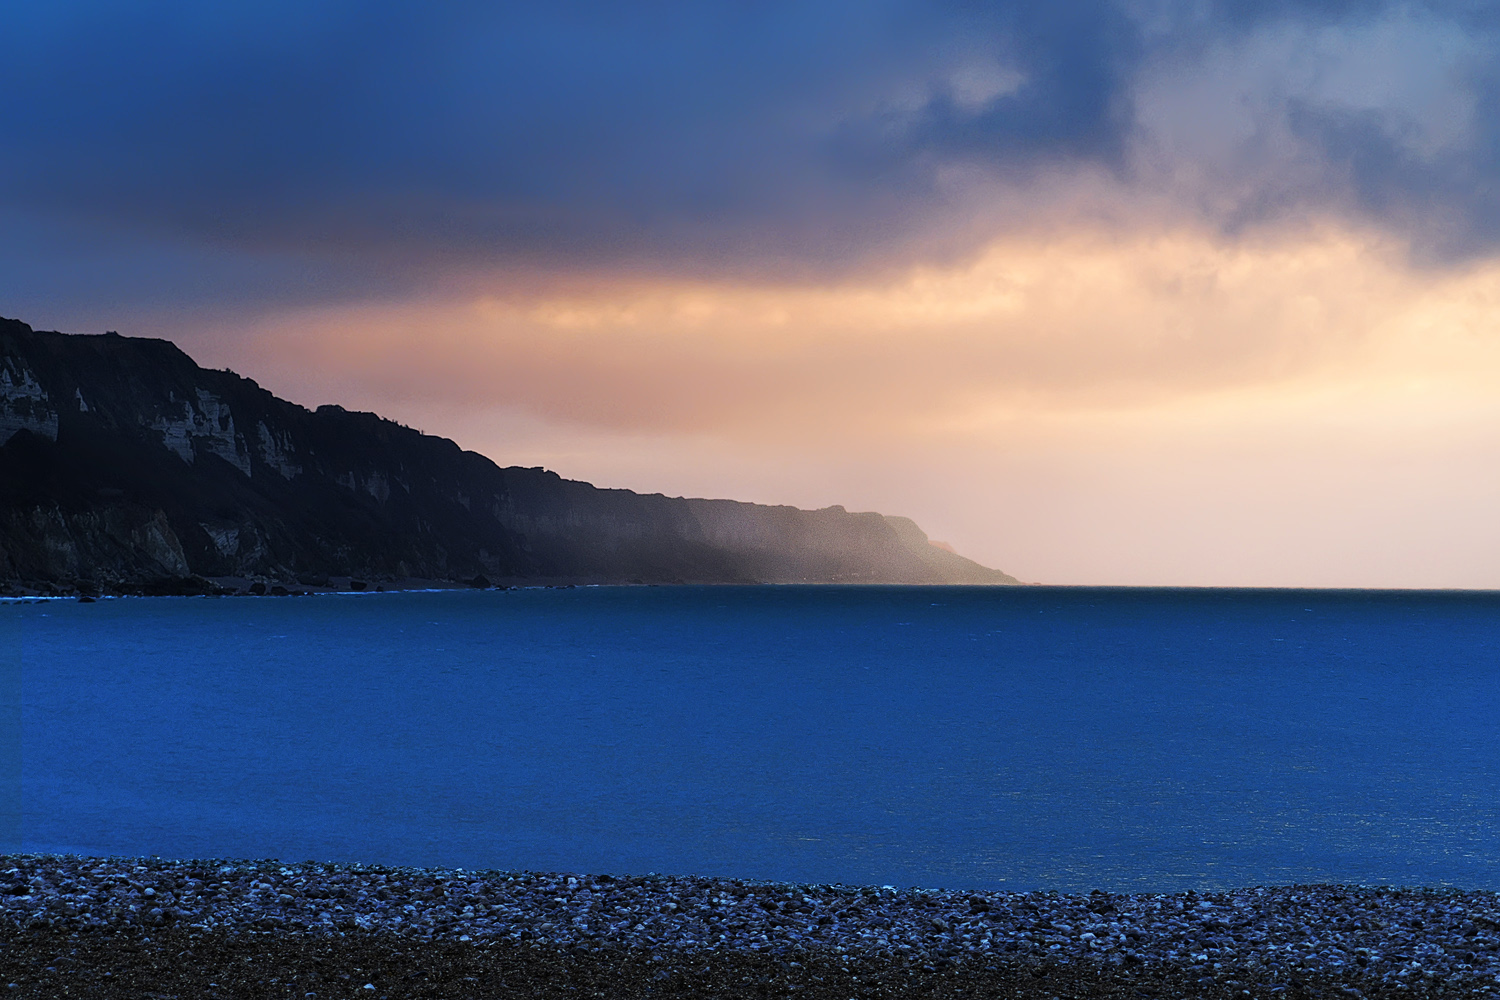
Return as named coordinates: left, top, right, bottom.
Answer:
left=7, top=585, right=1500, bottom=893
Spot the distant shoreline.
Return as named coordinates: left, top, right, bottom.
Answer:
left=0, top=575, right=1029, bottom=600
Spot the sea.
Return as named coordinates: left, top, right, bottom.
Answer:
left=5, top=585, right=1499, bottom=894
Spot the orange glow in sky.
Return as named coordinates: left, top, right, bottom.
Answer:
left=12, top=2, right=1500, bottom=587
left=175, top=221, right=1500, bottom=588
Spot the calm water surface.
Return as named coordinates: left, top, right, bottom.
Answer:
left=10, top=586, right=1500, bottom=892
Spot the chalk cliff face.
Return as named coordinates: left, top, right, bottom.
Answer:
left=0, top=318, right=1018, bottom=591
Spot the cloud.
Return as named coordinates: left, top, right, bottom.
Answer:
left=194, top=223, right=1472, bottom=439
left=6, top=1, right=1500, bottom=317
left=1130, top=3, right=1500, bottom=258
left=0, top=1, right=1139, bottom=278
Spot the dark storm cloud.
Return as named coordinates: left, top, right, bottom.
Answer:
left=3, top=0, right=1500, bottom=303
left=0, top=0, right=1138, bottom=271
left=1283, top=74, right=1500, bottom=262
left=1132, top=0, right=1500, bottom=260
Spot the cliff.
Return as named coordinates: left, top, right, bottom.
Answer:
left=0, top=318, right=1018, bottom=592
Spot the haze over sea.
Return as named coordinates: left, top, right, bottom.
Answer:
left=12, top=586, right=1500, bottom=894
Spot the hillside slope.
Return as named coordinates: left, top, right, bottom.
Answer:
left=0, top=318, right=1017, bottom=592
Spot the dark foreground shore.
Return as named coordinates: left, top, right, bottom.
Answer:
left=0, top=855, right=1494, bottom=999
left=0, top=925, right=1454, bottom=999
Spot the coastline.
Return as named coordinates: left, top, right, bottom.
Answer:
left=0, top=855, right=1491, bottom=998
left=0, top=576, right=1030, bottom=600
left=0, top=576, right=587, bottom=600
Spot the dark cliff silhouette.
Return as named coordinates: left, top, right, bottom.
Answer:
left=0, top=318, right=1017, bottom=592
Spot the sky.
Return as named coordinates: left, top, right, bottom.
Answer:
left=6, top=0, right=1500, bottom=587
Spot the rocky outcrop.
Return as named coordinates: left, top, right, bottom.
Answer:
left=0, top=317, right=1017, bottom=591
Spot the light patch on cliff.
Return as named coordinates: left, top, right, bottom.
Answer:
left=200, top=524, right=240, bottom=557
left=150, top=390, right=252, bottom=476
left=0, top=360, right=58, bottom=444
left=256, top=421, right=302, bottom=479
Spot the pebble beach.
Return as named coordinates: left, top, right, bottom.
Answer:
left=0, top=854, right=1496, bottom=997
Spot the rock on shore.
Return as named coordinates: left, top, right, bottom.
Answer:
left=0, top=854, right=1496, bottom=997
